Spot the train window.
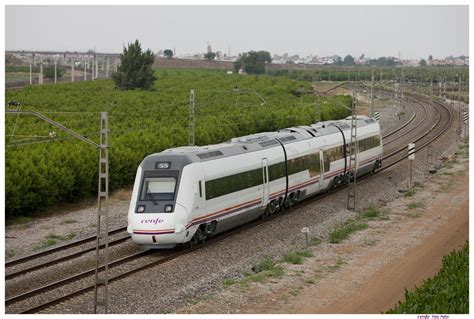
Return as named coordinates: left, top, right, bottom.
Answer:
left=205, top=167, right=262, bottom=200
left=308, top=153, right=320, bottom=177
left=140, top=177, right=177, bottom=201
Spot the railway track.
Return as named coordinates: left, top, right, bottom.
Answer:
left=5, top=91, right=455, bottom=314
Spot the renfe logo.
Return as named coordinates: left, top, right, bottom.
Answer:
left=141, top=218, right=164, bottom=225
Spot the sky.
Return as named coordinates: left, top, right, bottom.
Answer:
left=5, top=5, right=469, bottom=59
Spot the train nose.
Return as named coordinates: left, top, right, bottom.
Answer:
left=129, top=205, right=188, bottom=248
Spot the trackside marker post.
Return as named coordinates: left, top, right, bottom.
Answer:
left=408, top=143, right=415, bottom=187
left=374, top=112, right=380, bottom=122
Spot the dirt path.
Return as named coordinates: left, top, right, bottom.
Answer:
left=178, top=155, right=469, bottom=314
left=296, top=177, right=468, bottom=313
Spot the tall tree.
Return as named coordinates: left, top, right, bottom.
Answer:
left=419, top=59, right=427, bottom=67
left=112, top=40, right=157, bottom=90
left=233, top=50, right=272, bottom=74
left=164, top=49, right=173, bottom=59
left=204, top=52, right=216, bottom=60
left=343, top=55, right=355, bottom=66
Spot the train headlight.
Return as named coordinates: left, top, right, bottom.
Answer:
left=137, top=205, right=145, bottom=213
left=156, top=162, right=170, bottom=169
left=164, top=204, right=173, bottom=212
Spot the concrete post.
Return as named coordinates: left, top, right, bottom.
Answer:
left=106, top=58, right=110, bottom=78
left=71, top=60, right=75, bottom=82
left=54, top=61, right=57, bottom=83
left=39, top=61, right=43, bottom=84
left=29, top=56, right=33, bottom=85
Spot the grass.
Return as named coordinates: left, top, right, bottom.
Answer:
left=363, top=239, right=378, bottom=246
left=222, top=278, right=236, bottom=288
left=237, top=257, right=284, bottom=288
left=407, top=212, right=423, bottom=219
left=310, top=237, right=321, bottom=246
left=6, top=215, right=33, bottom=227
left=358, top=206, right=381, bottom=220
left=6, top=249, right=16, bottom=258
left=387, top=242, right=469, bottom=314
left=33, top=232, right=76, bottom=251
left=61, top=219, right=78, bottom=224
left=408, top=202, right=424, bottom=210
left=283, top=250, right=314, bottom=265
left=329, top=221, right=368, bottom=244
left=404, top=189, right=417, bottom=197
left=325, top=259, right=346, bottom=272
left=444, top=157, right=459, bottom=169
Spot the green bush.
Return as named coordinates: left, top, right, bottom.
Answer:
left=387, top=242, right=469, bottom=314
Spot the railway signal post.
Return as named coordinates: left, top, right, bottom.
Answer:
left=408, top=143, right=415, bottom=188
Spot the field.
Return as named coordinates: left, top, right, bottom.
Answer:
left=5, top=69, right=352, bottom=218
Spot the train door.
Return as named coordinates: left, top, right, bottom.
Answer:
left=261, top=158, right=269, bottom=207
left=319, top=149, right=324, bottom=187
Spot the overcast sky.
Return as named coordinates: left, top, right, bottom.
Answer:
left=5, top=5, right=469, bottom=59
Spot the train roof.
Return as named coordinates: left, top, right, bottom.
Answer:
left=157, top=116, right=379, bottom=162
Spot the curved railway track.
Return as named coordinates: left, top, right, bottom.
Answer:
left=5, top=91, right=455, bottom=314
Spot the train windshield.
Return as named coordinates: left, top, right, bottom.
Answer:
left=140, top=177, right=177, bottom=201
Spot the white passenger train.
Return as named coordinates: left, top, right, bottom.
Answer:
left=128, top=116, right=383, bottom=248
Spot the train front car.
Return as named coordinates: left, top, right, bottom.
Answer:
left=127, top=153, right=198, bottom=249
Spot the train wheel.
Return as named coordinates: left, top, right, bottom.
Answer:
left=188, top=227, right=205, bottom=247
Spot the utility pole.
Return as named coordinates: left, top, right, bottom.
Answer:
left=369, top=71, right=374, bottom=117
left=400, top=68, right=404, bottom=109
left=5, top=108, right=110, bottom=314
left=39, top=61, right=43, bottom=84
left=94, top=111, right=110, bottom=314
left=92, top=55, right=95, bottom=81
left=347, top=91, right=358, bottom=212
left=71, top=60, right=75, bottom=82
left=443, top=76, right=447, bottom=101
left=54, top=60, right=57, bottom=84
left=188, top=89, right=195, bottom=146
left=29, top=54, right=33, bottom=85
left=96, top=57, right=99, bottom=79
left=458, top=74, right=462, bottom=107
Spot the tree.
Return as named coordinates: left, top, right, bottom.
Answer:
left=343, top=55, right=355, bottom=66
left=112, top=40, right=157, bottom=90
left=428, top=55, right=433, bottom=60
left=43, top=64, right=65, bottom=79
left=204, top=52, right=216, bottom=60
left=333, top=55, right=343, bottom=66
left=419, top=59, right=427, bottom=67
left=164, top=49, right=173, bottom=59
left=233, top=50, right=272, bottom=74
